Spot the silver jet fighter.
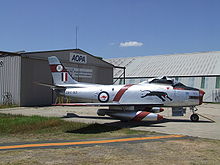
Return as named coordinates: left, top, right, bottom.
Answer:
left=48, top=56, right=205, bottom=122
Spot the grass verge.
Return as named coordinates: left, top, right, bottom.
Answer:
left=0, top=104, right=17, bottom=109
left=0, top=113, right=151, bottom=142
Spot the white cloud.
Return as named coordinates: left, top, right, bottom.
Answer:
left=119, top=41, right=143, bottom=47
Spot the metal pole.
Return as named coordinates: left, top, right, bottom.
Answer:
left=76, top=26, right=78, bottom=49
left=123, top=67, right=126, bottom=84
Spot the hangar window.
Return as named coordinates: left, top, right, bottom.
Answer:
left=119, top=79, right=123, bottom=85
left=216, top=77, right=220, bottom=88
left=188, top=77, right=195, bottom=87
left=201, top=77, right=205, bottom=89
left=129, top=79, right=135, bottom=84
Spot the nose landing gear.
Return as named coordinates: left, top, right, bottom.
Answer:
left=190, top=107, right=199, bottom=122
left=190, top=113, right=199, bottom=122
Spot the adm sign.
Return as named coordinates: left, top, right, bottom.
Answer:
left=69, top=53, right=87, bottom=64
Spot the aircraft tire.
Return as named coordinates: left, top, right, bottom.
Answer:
left=190, top=114, right=199, bottom=122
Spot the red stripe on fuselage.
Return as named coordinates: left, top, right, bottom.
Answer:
left=132, top=111, right=150, bottom=121
left=50, top=64, right=67, bottom=72
left=173, top=87, right=185, bottom=90
left=113, top=84, right=133, bottom=102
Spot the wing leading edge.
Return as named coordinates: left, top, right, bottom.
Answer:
left=52, top=103, right=164, bottom=107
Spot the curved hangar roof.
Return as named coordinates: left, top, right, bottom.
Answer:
left=106, top=51, right=220, bottom=78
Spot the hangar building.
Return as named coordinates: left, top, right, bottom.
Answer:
left=106, top=51, right=220, bottom=102
left=0, top=49, right=113, bottom=106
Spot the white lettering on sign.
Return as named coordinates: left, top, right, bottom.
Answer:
left=66, top=67, right=93, bottom=78
left=0, top=60, right=3, bottom=67
left=69, top=53, right=87, bottom=64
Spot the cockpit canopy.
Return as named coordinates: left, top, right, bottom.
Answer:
left=148, top=76, right=174, bottom=85
left=148, top=76, right=186, bottom=88
left=139, top=76, right=197, bottom=90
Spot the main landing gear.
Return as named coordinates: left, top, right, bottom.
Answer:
left=190, top=106, right=199, bottom=122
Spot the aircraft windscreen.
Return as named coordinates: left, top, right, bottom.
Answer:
left=172, top=82, right=197, bottom=90
left=172, top=82, right=186, bottom=88
left=148, top=77, right=195, bottom=90
left=148, top=77, right=174, bottom=85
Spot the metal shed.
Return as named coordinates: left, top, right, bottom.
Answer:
left=0, top=52, right=21, bottom=106
left=0, top=49, right=114, bottom=106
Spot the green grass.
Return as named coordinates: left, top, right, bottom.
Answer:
left=0, top=113, right=150, bottom=141
left=0, top=113, right=80, bottom=134
left=0, top=104, right=17, bottom=109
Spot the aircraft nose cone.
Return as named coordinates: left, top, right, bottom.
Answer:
left=199, top=90, right=205, bottom=105
left=199, top=89, right=205, bottom=95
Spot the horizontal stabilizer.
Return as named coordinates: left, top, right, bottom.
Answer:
left=35, top=82, right=66, bottom=90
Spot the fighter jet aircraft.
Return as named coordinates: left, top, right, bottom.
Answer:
left=48, top=56, right=205, bottom=122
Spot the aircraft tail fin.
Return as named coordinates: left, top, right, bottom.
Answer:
left=48, top=56, right=78, bottom=86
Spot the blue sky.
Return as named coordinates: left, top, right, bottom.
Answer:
left=0, top=0, right=220, bottom=58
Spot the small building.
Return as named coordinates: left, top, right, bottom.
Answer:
left=0, top=49, right=114, bottom=106
left=106, top=51, right=220, bottom=102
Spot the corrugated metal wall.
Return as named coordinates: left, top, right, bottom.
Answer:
left=19, top=49, right=113, bottom=106
left=106, top=52, right=220, bottom=78
left=23, top=49, right=113, bottom=85
left=0, top=56, right=21, bottom=105
left=0, top=49, right=113, bottom=106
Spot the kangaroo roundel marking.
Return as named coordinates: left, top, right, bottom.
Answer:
left=141, top=90, right=172, bottom=102
left=56, top=65, right=63, bottom=72
left=98, top=91, right=109, bottom=103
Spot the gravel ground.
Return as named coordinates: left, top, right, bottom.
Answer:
left=0, top=138, right=220, bottom=165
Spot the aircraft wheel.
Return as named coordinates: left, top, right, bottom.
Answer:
left=190, top=114, right=199, bottom=122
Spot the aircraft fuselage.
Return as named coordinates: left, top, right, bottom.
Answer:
left=63, top=83, right=202, bottom=107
